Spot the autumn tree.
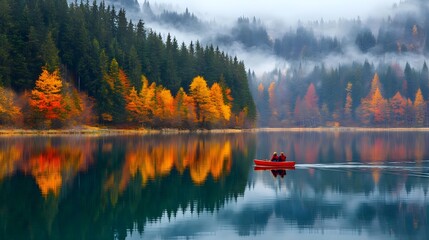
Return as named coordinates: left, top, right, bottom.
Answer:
left=174, top=87, right=196, bottom=128
left=126, top=87, right=143, bottom=123
left=153, top=87, right=175, bottom=126
left=139, top=76, right=156, bottom=126
left=357, top=73, right=388, bottom=125
left=125, top=75, right=157, bottom=126
left=190, top=76, right=216, bottom=127
left=371, top=88, right=389, bottom=124
left=370, top=73, right=382, bottom=96
left=30, top=68, right=63, bottom=127
left=302, top=83, right=320, bottom=126
left=0, top=86, right=21, bottom=125
left=414, top=88, right=426, bottom=126
left=210, top=83, right=232, bottom=126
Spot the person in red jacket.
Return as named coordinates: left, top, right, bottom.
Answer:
left=271, top=152, right=279, bottom=162
left=279, top=152, right=287, bottom=162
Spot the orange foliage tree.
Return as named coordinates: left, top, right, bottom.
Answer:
left=30, top=68, right=63, bottom=126
left=414, top=88, right=426, bottom=126
left=125, top=76, right=156, bottom=126
left=358, top=73, right=388, bottom=125
left=126, top=87, right=143, bottom=123
left=153, top=87, right=175, bottom=126
left=371, top=88, right=389, bottom=124
left=302, top=83, right=320, bottom=126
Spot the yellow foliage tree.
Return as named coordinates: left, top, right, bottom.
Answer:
left=174, top=88, right=197, bottom=128
left=414, top=88, right=426, bottom=126
left=190, top=76, right=216, bottom=126
left=210, top=83, right=224, bottom=121
left=139, top=76, right=156, bottom=125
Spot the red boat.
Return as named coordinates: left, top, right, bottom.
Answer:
left=254, top=159, right=296, bottom=167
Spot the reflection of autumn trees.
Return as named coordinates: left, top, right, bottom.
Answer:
left=0, top=134, right=255, bottom=240
left=28, top=148, right=63, bottom=196
left=263, top=132, right=429, bottom=164
left=0, top=135, right=245, bottom=199
left=0, top=140, right=23, bottom=180
left=0, top=138, right=95, bottom=197
left=118, top=135, right=233, bottom=192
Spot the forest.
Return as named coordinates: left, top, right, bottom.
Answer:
left=0, top=0, right=256, bottom=129
left=2, top=0, right=429, bottom=129
left=251, top=62, right=429, bottom=127
left=138, top=0, right=429, bottom=127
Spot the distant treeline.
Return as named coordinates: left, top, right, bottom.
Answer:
left=251, top=61, right=429, bottom=127
left=139, top=0, right=424, bottom=60
left=0, top=0, right=256, bottom=128
left=215, top=0, right=429, bottom=59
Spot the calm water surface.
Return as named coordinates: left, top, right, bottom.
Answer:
left=0, top=131, right=428, bottom=239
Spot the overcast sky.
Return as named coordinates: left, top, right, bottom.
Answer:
left=140, top=0, right=401, bottom=23
left=136, top=0, right=413, bottom=75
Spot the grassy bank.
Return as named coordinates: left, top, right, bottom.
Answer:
left=0, top=126, right=245, bottom=136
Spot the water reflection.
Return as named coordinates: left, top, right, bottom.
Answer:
left=0, top=131, right=428, bottom=239
left=256, top=131, right=429, bottom=163
left=0, top=133, right=255, bottom=240
left=0, top=137, right=95, bottom=196
left=0, top=134, right=251, bottom=197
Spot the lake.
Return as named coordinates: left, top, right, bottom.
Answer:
left=0, top=130, right=428, bottom=239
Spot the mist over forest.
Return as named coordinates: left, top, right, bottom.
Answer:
left=127, top=0, right=429, bottom=127
left=1, top=0, right=429, bottom=128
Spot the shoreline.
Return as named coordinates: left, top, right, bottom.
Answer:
left=1, top=126, right=429, bottom=136
left=249, top=127, right=429, bottom=132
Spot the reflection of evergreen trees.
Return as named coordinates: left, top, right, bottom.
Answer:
left=0, top=134, right=255, bottom=240
left=243, top=168, right=429, bottom=239
left=0, top=133, right=428, bottom=239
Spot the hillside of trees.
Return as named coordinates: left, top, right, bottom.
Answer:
left=136, top=0, right=429, bottom=127
left=250, top=61, right=429, bottom=127
left=0, top=0, right=256, bottom=129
